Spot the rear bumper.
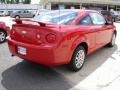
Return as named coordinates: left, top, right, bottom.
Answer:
left=8, top=38, right=70, bottom=66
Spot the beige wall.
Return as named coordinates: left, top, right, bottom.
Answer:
left=40, top=0, right=120, bottom=5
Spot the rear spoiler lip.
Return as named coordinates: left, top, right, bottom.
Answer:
left=13, top=19, right=61, bottom=29
left=13, top=19, right=46, bottom=27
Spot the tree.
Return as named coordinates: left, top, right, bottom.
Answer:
left=0, top=0, right=5, bottom=3
left=0, top=0, right=31, bottom=4
left=23, top=0, right=31, bottom=4
left=15, top=0, right=20, bottom=4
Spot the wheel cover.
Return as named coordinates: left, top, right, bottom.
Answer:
left=0, top=31, right=6, bottom=42
left=75, top=50, right=85, bottom=69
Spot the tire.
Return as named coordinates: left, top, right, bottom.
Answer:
left=33, top=15, right=35, bottom=17
left=107, top=33, right=116, bottom=47
left=0, top=30, right=7, bottom=43
left=113, top=18, right=116, bottom=22
left=15, top=15, right=20, bottom=19
left=69, top=46, right=86, bottom=72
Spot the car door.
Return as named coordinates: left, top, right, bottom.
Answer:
left=77, top=15, right=97, bottom=53
left=24, top=11, right=32, bottom=18
left=89, top=12, right=110, bottom=48
left=16, top=11, right=22, bottom=17
left=22, top=11, right=27, bottom=18
left=19, top=11, right=24, bottom=18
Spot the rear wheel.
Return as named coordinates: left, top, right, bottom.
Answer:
left=0, top=30, right=7, bottom=43
left=69, top=46, right=86, bottom=72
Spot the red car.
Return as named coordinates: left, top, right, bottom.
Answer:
left=0, top=22, right=10, bottom=43
left=8, top=10, right=116, bottom=71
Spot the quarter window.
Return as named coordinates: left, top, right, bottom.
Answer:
left=90, top=13, right=106, bottom=25
left=77, top=15, right=93, bottom=25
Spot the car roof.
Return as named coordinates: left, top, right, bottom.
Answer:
left=55, top=9, right=97, bottom=12
left=50, top=9, right=98, bottom=14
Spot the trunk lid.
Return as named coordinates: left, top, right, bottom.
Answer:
left=11, top=20, right=59, bottom=45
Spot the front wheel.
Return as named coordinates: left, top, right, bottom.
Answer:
left=0, top=30, right=7, bottom=43
left=107, top=33, right=116, bottom=47
left=69, top=46, right=86, bottom=72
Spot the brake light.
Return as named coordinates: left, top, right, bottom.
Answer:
left=46, top=33, right=56, bottom=43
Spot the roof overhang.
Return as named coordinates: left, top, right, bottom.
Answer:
left=41, top=0, right=120, bottom=5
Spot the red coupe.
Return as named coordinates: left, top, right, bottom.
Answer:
left=8, top=10, right=117, bottom=71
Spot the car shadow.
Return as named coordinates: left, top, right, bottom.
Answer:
left=1, top=62, right=72, bottom=90
left=1, top=45, right=118, bottom=90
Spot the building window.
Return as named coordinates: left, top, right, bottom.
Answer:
left=51, top=4, right=59, bottom=10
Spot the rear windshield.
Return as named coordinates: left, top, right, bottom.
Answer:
left=31, top=10, right=78, bottom=25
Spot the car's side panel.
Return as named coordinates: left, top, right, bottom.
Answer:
left=70, top=26, right=96, bottom=54
left=93, top=25, right=106, bottom=47
left=57, top=25, right=97, bottom=63
left=103, top=25, right=115, bottom=44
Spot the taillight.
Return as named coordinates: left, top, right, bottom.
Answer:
left=46, top=33, right=56, bottom=43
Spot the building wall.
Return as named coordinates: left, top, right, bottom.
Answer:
left=40, top=0, right=120, bottom=10
left=0, top=4, right=41, bottom=14
left=40, top=0, right=120, bottom=5
left=0, top=4, right=41, bottom=10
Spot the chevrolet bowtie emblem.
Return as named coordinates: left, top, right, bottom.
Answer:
left=21, top=31, right=27, bottom=34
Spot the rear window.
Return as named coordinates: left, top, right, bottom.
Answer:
left=31, top=10, right=78, bottom=25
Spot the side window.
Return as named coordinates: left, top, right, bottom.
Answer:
left=90, top=13, right=106, bottom=25
left=24, top=11, right=29, bottom=13
left=26, top=11, right=29, bottom=13
left=18, top=11, right=21, bottom=13
left=77, top=15, right=92, bottom=25
left=24, top=11, right=27, bottom=13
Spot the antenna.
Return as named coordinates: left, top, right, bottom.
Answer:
left=59, top=0, right=61, bottom=31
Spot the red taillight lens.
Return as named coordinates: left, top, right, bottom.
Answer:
left=36, top=33, right=42, bottom=44
left=46, top=33, right=56, bottom=43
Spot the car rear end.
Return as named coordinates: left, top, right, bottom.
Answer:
left=8, top=10, right=79, bottom=66
left=8, top=20, right=62, bottom=66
